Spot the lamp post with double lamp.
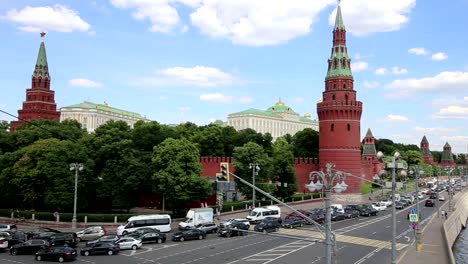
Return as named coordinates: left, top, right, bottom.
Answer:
left=249, top=163, right=260, bottom=208
left=447, top=167, right=454, bottom=212
left=408, top=166, right=424, bottom=251
left=307, top=163, right=348, bottom=264
left=380, top=151, right=405, bottom=264
left=70, top=163, right=84, bottom=229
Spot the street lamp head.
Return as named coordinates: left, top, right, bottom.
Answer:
left=314, top=180, right=324, bottom=190
left=409, top=169, right=414, bottom=176
left=70, top=165, right=74, bottom=171
left=340, top=181, right=348, bottom=192
left=333, top=182, right=344, bottom=193
left=306, top=181, right=317, bottom=192
left=394, top=152, right=401, bottom=159
left=376, top=151, right=384, bottom=160
left=400, top=170, right=407, bottom=178
left=378, top=169, right=387, bottom=177
left=419, top=170, right=424, bottom=176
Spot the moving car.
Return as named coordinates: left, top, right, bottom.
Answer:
left=254, top=218, right=281, bottom=233
left=343, top=209, right=359, bottom=219
left=172, top=229, right=206, bottom=242
left=425, top=199, right=434, bottom=207
left=132, top=231, right=166, bottom=244
left=281, top=217, right=305, bottom=228
left=439, top=195, right=446, bottom=201
left=80, top=242, right=120, bottom=256
left=0, top=231, right=26, bottom=249
left=193, top=222, right=218, bottom=234
left=76, top=226, right=106, bottom=242
left=35, top=246, right=77, bottom=262
left=331, top=211, right=346, bottom=221
left=26, top=227, right=61, bottom=240
left=218, top=219, right=249, bottom=237
left=85, top=235, right=120, bottom=246
left=116, top=237, right=142, bottom=250
left=0, top=224, right=17, bottom=232
left=9, top=239, right=50, bottom=255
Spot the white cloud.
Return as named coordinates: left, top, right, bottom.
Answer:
left=69, top=78, right=103, bottom=87
left=431, top=52, right=448, bottom=61
left=414, top=126, right=456, bottom=133
left=328, top=0, right=416, bottom=36
left=432, top=97, right=468, bottom=107
left=200, top=93, right=253, bottom=103
left=432, top=106, right=468, bottom=120
left=1, top=5, right=91, bottom=33
left=190, top=0, right=334, bottom=46
left=155, top=66, right=236, bottom=87
left=375, top=68, right=388, bottom=75
left=386, top=71, right=468, bottom=97
left=363, top=81, right=379, bottom=89
left=391, top=66, right=408, bottom=75
left=179, top=106, right=191, bottom=111
left=408, top=47, right=428, bottom=56
left=386, top=114, right=409, bottom=122
left=351, top=61, right=369, bottom=72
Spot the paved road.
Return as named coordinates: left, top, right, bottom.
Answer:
left=0, top=193, right=452, bottom=264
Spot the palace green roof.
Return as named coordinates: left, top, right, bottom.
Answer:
left=61, top=101, right=146, bottom=119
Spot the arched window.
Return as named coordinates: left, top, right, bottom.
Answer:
left=347, top=124, right=351, bottom=131
left=343, top=84, right=346, bottom=89
left=345, top=94, right=348, bottom=104
left=331, top=124, right=335, bottom=132
left=332, top=94, right=336, bottom=100
left=333, top=84, right=337, bottom=89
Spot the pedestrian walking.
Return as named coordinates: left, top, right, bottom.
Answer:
left=444, top=211, right=448, bottom=219
left=217, top=210, right=221, bottom=221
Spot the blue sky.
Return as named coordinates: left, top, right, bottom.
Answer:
left=1, top=0, right=467, bottom=154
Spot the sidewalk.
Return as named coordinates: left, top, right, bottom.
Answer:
left=397, top=190, right=467, bottom=264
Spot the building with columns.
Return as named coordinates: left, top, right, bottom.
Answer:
left=227, top=99, right=318, bottom=140
left=60, top=101, right=148, bottom=133
left=11, top=33, right=60, bottom=131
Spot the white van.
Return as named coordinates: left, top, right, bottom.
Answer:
left=117, top=214, right=171, bottom=235
left=246, top=206, right=281, bottom=224
left=331, top=204, right=344, bottom=213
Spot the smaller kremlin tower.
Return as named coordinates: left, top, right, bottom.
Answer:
left=10, top=32, right=60, bottom=131
left=440, top=142, right=456, bottom=167
left=362, top=128, right=377, bottom=162
left=420, top=135, right=434, bottom=164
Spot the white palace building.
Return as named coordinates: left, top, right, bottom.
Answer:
left=227, top=99, right=319, bottom=140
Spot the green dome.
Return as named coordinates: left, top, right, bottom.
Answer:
left=267, top=99, right=295, bottom=113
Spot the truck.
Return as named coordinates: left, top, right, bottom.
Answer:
left=178, top=208, right=214, bottom=230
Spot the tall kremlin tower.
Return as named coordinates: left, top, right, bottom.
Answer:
left=10, top=33, right=60, bottom=131
left=317, top=2, right=363, bottom=192
left=420, top=135, right=434, bottom=164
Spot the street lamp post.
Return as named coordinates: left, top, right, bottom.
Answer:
left=70, top=163, right=84, bottom=229
left=249, top=163, right=260, bottom=208
left=409, top=166, right=424, bottom=251
left=307, top=163, right=348, bottom=264
left=383, top=152, right=405, bottom=264
left=448, top=167, right=454, bottom=212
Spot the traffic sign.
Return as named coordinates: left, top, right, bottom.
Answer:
left=410, top=208, right=416, bottom=214
left=409, top=213, right=419, bottom=222
left=411, top=222, right=418, bottom=229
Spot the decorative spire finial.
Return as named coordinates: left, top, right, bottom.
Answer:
left=40, top=32, right=46, bottom=42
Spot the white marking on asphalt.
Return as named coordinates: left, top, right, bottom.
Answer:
left=2, top=259, right=28, bottom=264
left=372, top=232, right=377, bottom=235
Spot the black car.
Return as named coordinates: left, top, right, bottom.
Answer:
left=281, top=217, right=305, bottom=229
left=0, top=231, right=26, bottom=249
left=395, top=202, right=405, bottom=209
left=218, top=219, right=249, bottom=237
left=331, top=211, right=346, bottom=221
left=35, top=246, right=77, bottom=262
left=126, top=228, right=160, bottom=237
left=425, top=199, right=435, bottom=207
left=309, top=213, right=325, bottom=224
left=47, top=233, right=78, bottom=248
left=26, top=227, right=61, bottom=240
left=343, top=209, right=359, bottom=219
left=358, top=206, right=378, bottom=216
left=172, top=229, right=206, bottom=242
left=10, top=239, right=51, bottom=255
left=134, top=232, right=166, bottom=244
left=86, top=235, right=120, bottom=246
left=254, top=218, right=281, bottom=233
left=80, top=242, right=120, bottom=256
left=194, top=223, right=219, bottom=234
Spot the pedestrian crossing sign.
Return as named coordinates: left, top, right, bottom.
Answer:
left=409, top=213, right=419, bottom=222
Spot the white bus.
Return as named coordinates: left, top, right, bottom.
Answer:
left=117, top=214, right=171, bottom=235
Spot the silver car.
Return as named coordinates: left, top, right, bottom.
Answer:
left=194, top=223, right=218, bottom=234
left=116, top=237, right=142, bottom=250
left=76, top=226, right=106, bottom=242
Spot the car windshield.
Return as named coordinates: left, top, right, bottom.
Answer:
left=248, top=211, right=258, bottom=217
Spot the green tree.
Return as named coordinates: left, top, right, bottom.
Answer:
left=291, top=128, right=319, bottom=158
left=0, top=120, right=10, bottom=131
left=174, top=122, right=199, bottom=139
left=132, top=121, right=173, bottom=152
left=271, top=138, right=297, bottom=198
left=402, top=150, right=423, bottom=166
left=234, top=128, right=264, bottom=147
left=232, top=142, right=272, bottom=199
left=221, top=126, right=238, bottom=157
left=152, top=138, right=212, bottom=210
left=191, top=125, right=225, bottom=156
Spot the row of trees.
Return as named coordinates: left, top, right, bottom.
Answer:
left=0, top=119, right=465, bottom=212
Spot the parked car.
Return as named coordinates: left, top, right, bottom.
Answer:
left=380, top=199, right=392, bottom=207
left=116, top=237, right=142, bottom=250
left=309, top=213, right=325, bottom=224
left=0, top=224, right=17, bottom=233
left=35, top=246, right=77, bottom=262
left=224, top=218, right=251, bottom=229
left=285, top=210, right=312, bottom=220
left=343, top=209, right=359, bottom=219
left=330, top=211, right=346, bottom=221
left=0, top=231, right=26, bottom=249
left=193, top=222, right=218, bottom=234
left=218, top=219, right=249, bottom=237
left=85, top=235, right=120, bottom=246
left=9, top=239, right=51, bottom=255
left=133, top=231, right=166, bottom=244
left=371, top=202, right=387, bottom=211
left=125, top=227, right=159, bottom=238
left=281, top=217, right=305, bottom=228
left=425, top=199, right=434, bottom=207
left=76, top=226, right=106, bottom=242
left=439, top=195, right=446, bottom=201
left=254, top=218, right=281, bottom=233
left=80, top=242, right=120, bottom=256
left=358, top=205, right=378, bottom=216
left=172, top=229, right=206, bottom=242
left=47, top=233, right=79, bottom=248
left=26, top=227, right=61, bottom=240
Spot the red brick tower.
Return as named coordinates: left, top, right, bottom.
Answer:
left=362, top=128, right=377, bottom=162
left=420, top=135, right=434, bottom=164
left=440, top=142, right=455, bottom=167
left=10, top=33, right=60, bottom=131
left=317, top=2, right=363, bottom=193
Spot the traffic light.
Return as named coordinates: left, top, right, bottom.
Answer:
left=216, top=162, right=229, bottom=182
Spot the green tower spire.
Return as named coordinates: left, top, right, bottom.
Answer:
left=334, top=0, right=345, bottom=30
left=33, top=32, right=50, bottom=79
